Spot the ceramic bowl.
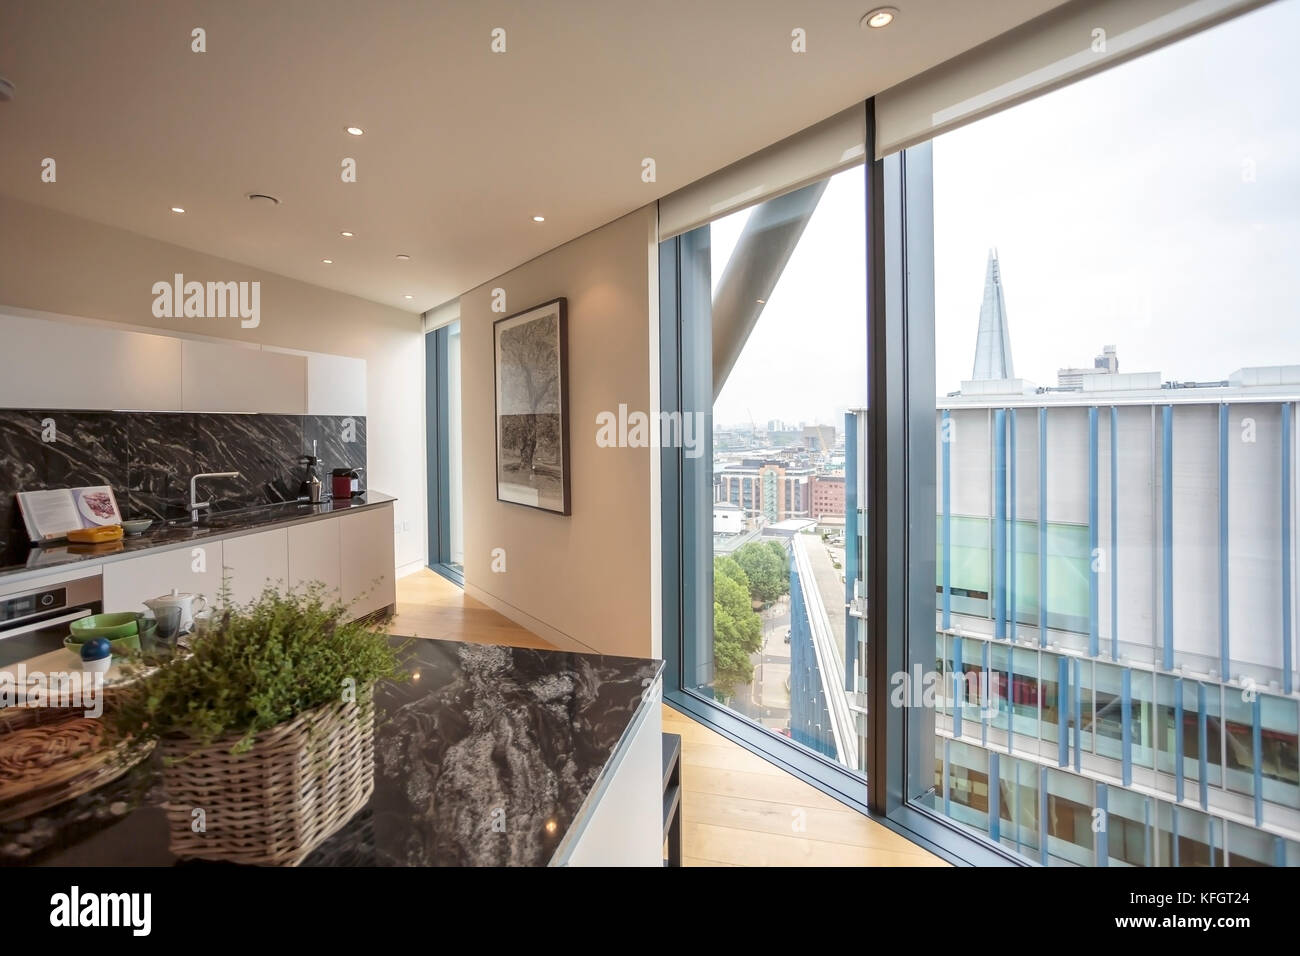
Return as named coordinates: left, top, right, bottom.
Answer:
left=69, top=612, right=140, bottom=641
left=122, top=518, right=153, bottom=536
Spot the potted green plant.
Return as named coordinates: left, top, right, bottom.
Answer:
left=110, top=584, right=405, bottom=866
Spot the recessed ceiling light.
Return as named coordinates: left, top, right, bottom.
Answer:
left=345, top=126, right=364, bottom=136
left=861, top=7, right=898, bottom=28
left=340, top=231, right=354, bottom=238
left=395, top=254, right=410, bottom=261
left=404, top=294, right=414, bottom=300
left=756, top=298, right=766, bottom=304
left=322, top=258, right=333, bottom=264
left=532, top=215, right=545, bottom=222
left=170, top=207, right=185, bottom=214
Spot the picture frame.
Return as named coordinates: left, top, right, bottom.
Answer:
left=492, top=297, right=571, bottom=515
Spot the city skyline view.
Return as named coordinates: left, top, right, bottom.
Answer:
left=713, top=0, right=1299, bottom=428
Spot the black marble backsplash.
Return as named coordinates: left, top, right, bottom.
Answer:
left=0, top=409, right=366, bottom=553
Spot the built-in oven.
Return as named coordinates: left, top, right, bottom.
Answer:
left=0, top=576, right=102, bottom=667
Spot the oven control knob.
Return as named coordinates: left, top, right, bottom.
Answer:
left=40, top=593, right=54, bottom=607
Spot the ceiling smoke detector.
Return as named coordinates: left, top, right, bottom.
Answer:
left=246, top=192, right=281, bottom=206
left=0, top=76, right=14, bottom=102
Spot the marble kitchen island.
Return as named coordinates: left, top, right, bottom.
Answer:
left=0, top=637, right=664, bottom=867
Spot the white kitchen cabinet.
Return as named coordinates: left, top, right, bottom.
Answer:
left=220, top=529, right=289, bottom=607
left=0, top=311, right=183, bottom=411
left=102, top=541, right=225, bottom=616
left=181, top=340, right=307, bottom=414
left=287, top=519, right=341, bottom=599
left=559, top=697, right=663, bottom=867
left=339, top=504, right=396, bottom=619
left=305, top=352, right=367, bottom=416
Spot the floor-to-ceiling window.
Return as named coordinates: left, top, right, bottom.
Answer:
left=661, top=0, right=1300, bottom=867
left=900, top=0, right=1300, bottom=865
left=426, top=315, right=464, bottom=584
left=660, top=153, right=870, bottom=804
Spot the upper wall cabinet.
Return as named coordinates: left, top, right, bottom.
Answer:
left=0, top=311, right=365, bottom=417
left=0, top=312, right=183, bottom=410
left=180, top=340, right=307, bottom=414
left=305, top=352, right=367, bottom=416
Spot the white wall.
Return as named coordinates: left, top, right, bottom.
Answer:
left=0, top=195, right=426, bottom=571
left=459, top=205, right=659, bottom=658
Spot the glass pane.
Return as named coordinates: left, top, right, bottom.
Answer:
left=689, top=166, right=868, bottom=776
left=913, top=0, right=1300, bottom=865
left=446, top=321, right=464, bottom=572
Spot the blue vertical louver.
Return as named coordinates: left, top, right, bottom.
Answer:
left=1174, top=677, right=1185, bottom=804
left=1219, top=404, right=1230, bottom=680
left=1110, top=406, right=1119, bottom=661
left=1038, top=765, right=1049, bottom=865
left=942, top=409, right=952, bottom=630
left=1252, top=695, right=1263, bottom=826
left=1283, top=402, right=1293, bottom=695
left=988, top=751, right=1001, bottom=844
left=1088, top=407, right=1099, bottom=658
left=1162, top=405, right=1175, bottom=671
left=1038, top=408, right=1048, bottom=646
left=1057, top=655, right=1069, bottom=768
left=953, top=638, right=964, bottom=739
left=993, top=408, right=1007, bottom=639
left=1197, top=682, right=1208, bottom=810
left=1010, top=408, right=1018, bottom=637
left=1072, top=657, right=1082, bottom=774
left=1095, top=782, right=1109, bottom=867
left=980, top=641, right=990, bottom=747
left=1121, top=668, right=1132, bottom=787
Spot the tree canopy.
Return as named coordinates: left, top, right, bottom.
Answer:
left=711, top=556, right=763, bottom=699
left=733, top=540, right=790, bottom=606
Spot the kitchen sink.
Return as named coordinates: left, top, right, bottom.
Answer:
left=165, top=501, right=311, bottom=531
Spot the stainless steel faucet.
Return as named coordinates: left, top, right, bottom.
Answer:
left=189, top=471, right=242, bottom=521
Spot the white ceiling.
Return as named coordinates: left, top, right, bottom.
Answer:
left=0, top=0, right=1065, bottom=314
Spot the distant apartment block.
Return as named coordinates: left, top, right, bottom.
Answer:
left=808, top=474, right=845, bottom=521
left=715, top=460, right=810, bottom=522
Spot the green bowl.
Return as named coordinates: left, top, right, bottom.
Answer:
left=65, top=632, right=141, bottom=658
left=69, top=612, right=141, bottom=641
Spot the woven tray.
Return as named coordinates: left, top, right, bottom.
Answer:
left=0, top=710, right=150, bottom=824
left=160, top=692, right=375, bottom=866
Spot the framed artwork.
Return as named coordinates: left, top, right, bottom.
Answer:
left=493, top=297, right=570, bottom=515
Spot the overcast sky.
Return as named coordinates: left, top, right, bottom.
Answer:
left=714, top=0, right=1299, bottom=426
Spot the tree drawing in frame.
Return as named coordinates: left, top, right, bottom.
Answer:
left=493, top=297, right=570, bottom=514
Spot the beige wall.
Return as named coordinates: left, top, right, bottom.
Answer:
left=0, top=195, right=427, bottom=571
left=460, top=205, right=658, bottom=658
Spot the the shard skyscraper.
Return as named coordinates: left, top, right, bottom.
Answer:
left=970, top=248, right=1015, bottom=380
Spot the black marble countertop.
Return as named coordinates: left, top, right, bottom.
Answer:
left=0, top=492, right=397, bottom=584
left=0, top=637, right=663, bottom=867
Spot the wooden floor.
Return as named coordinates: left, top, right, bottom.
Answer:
left=390, top=568, right=551, bottom=649
left=394, top=568, right=943, bottom=866
left=662, top=706, right=945, bottom=867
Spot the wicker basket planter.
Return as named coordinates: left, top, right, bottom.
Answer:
left=159, top=690, right=375, bottom=866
